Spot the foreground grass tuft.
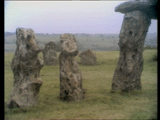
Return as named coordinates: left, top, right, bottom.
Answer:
left=5, top=50, right=157, bottom=119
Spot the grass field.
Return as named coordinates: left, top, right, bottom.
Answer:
left=4, top=49, right=157, bottom=119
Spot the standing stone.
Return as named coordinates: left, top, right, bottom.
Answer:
left=79, top=49, right=97, bottom=65
left=59, top=33, right=86, bottom=101
left=112, top=11, right=151, bottom=92
left=42, top=41, right=57, bottom=66
left=7, top=28, right=44, bottom=108
left=115, top=0, right=157, bottom=19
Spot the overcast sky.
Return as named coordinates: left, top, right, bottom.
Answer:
left=5, top=1, right=157, bottom=34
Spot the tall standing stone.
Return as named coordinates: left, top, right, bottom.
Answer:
left=112, top=0, right=157, bottom=92
left=42, top=41, right=57, bottom=66
left=59, top=34, right=86, bottom=101
left=7, top=28, right=44, bottom=108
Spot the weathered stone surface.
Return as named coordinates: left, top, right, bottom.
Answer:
left=7, top=28, right=44, bottom=108
left=115, top=0, right=157, bottom=19
left=42, top=41, right=57, bottom=66
left=59, top=33, right=86, bottom=101
left=79, top=49, right=97, bottom=65
left=130, top=0, right=157, bottom=5
left=112, top=11, right=151, bottom=92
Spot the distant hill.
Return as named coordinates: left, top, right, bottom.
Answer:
left=5, top=32, right=15, bottom=37
left=145, top=33, right=157, bottom=47
left=4, top=32, right=157, bottom=52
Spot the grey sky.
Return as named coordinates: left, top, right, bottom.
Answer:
left=5, top=1, right=157, bottom=34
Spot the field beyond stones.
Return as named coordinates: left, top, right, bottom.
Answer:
left=5, top=50, right=157, bottom=119
left=4, top=33, right=157, bottom=52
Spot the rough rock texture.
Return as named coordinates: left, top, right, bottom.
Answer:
left=115, top=0, right=157, bottom=19
left=79, top=49, right=97, bottom=65
left=59, top=33, right=86, bottom=101
left=112, top=11, right=151, bottom=92
left=42, top=41, right=57, bottom=66
left=7, top=28, right=44, bottom=108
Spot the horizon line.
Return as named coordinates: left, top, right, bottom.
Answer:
left=5, top=31, right=157, bottom=34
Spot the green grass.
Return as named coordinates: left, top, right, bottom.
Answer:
left=5, top=50, right=157, bottom=119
